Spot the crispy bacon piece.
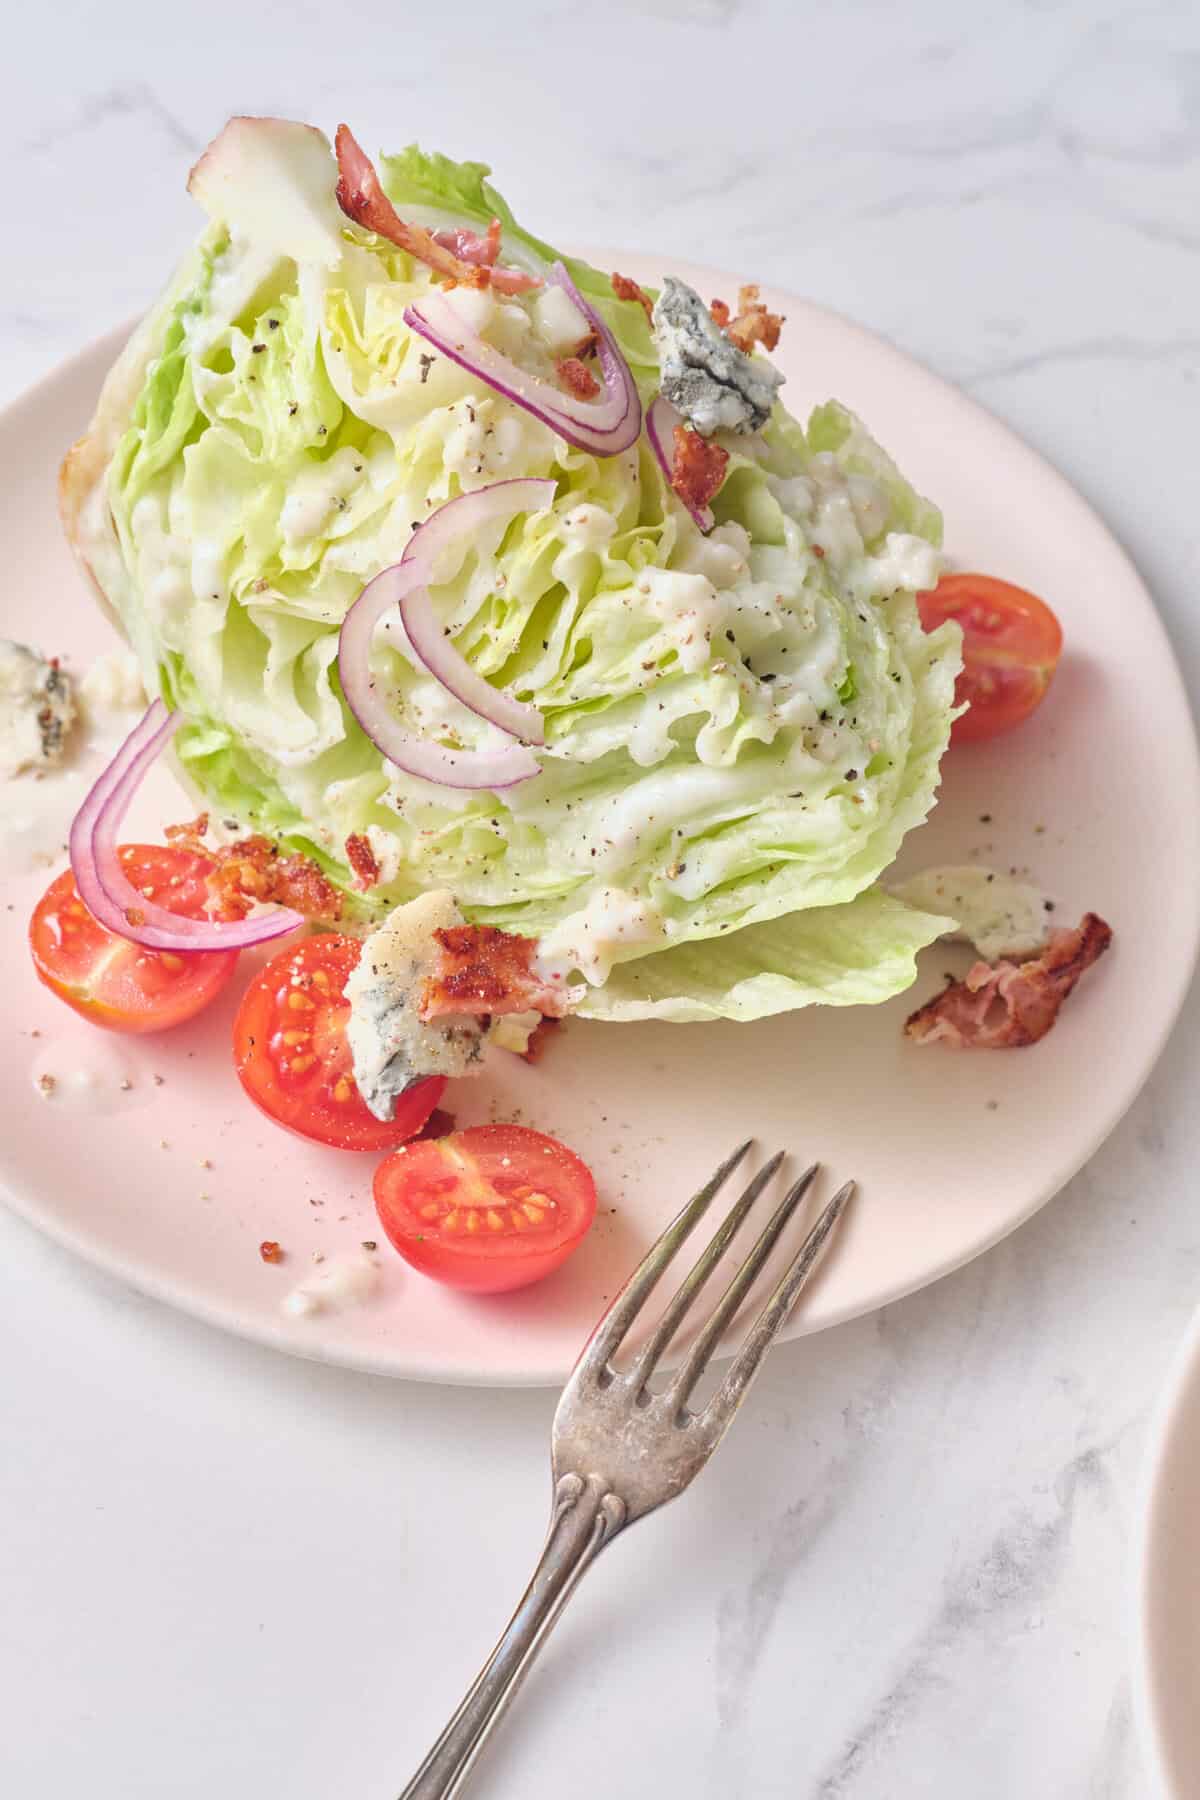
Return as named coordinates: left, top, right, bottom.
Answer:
left=520, top=1016, right=562, bottom=1064
left=432, top=218, right=502, bottom=267
left=334, top=125, right=539, bottom=296
left=905, top=913, right=1112, bottom=1050
left=419, top=924, right=571, bottom=1023
left=163, top=813, right=210, bottom=854
left=164, top=818, right=340, bottom=920
left=671, top=425, right=729, bottom=513
left=572, top=327, right=600, bottom=358
left=611, top=271, right=654, bottom=324
left=344, top=832, right=382, bottom=892
left=556, top=355, right=601, bottom=400
left=206, top=835, right=343, bottom=924
left=725, top=282, right=784, bottom=354
left=709, top=297, right=731, bottom=327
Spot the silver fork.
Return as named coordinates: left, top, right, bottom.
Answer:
left=399, top=1143, right=855, bottom=1800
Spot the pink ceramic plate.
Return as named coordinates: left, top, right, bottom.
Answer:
left=1136, top=1305, right=1200, bottom=1797
left=1, top=254, right=1196, bottom=1384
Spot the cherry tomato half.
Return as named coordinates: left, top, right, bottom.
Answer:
left=29, top=845, right=239, bottom=1034
left=374, top=1124, right=598, bottom=1293
left=917, top=572, right=1064, bottom=744
left=232, top=933, right=444, bottom=1152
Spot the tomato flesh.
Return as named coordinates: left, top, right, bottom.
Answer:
left=374, top=1124, right=598, bottom=1293
left=28, top=845, right=239, bottom=1034
left=232, top=933, right=444, bottom=1152
left=917, top=572, right=1064, bottom=744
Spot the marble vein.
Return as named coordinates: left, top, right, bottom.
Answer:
left=813, top=1442, right=1120, bottom=1798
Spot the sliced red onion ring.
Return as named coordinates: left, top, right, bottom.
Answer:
left=69, top=700, right=304, bottom=951
left=646, top=394, right=714, bottom=532
left=399, top=478, right=552, bottom=743
left=403, top=262, right=642, bottom=456
left=338, top=480, right=555, bottom=789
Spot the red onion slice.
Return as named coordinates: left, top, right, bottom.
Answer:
left=403, top=262, right=641, bottom=456
left=399, top=478, right=552, bottom=743
left=69, top=700, right=305, bottom=951
left=338, top=481, right=556, bottom=789
left=646, top=394, right=714, bottom=532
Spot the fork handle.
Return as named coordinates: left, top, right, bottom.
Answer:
left=398, top=1472, right=626, bottom=1799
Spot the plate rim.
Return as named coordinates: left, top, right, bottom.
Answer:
left=1133, top=1301, right=1200, bottom=1799
left=2, top=256, right=1198, bottom=1386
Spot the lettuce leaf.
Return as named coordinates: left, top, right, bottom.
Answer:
left=574, top=887, right=954, bottom=1021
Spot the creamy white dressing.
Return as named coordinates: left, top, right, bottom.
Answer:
left=531, top=286, right=588, bottom=356
left=184, top=241, right=284, bottom=354
left=536, top=886, right=665, bottom=986
left=890, top=864, right=1053, bottom=961
left=558, top=504, right=617, bottom=553
left=677, top=521, right=752, bottom=589
left=444, top=284, right=498, bottom=337
left=282, top=1252, right=381, bottom=1319
left=847, top=534, right=943, bottom=605
left=280, top=447, right=365, bottom=544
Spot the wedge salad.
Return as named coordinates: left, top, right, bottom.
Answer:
left=10, top=115, right=1111, bottom=1297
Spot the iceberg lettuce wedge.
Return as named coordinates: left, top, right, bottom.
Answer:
left=65, top=121, right=960, bottom=1022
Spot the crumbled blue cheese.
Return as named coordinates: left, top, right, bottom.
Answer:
left=652, top=277, right=783, bottom=437
left=0, top=641, right=76, bottom=778
left=344, top=891, right=487, bottom=1121
left=890, top=864, right=1053, bottom=961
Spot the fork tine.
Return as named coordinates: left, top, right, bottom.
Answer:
left=578, top=1140, right=754, bottom=1373
left=630, top=1152, right=794, bottom=1389
left=669, top=1163, right=821, bottom=1412
left=706, top=1180, right=856, bottom=1429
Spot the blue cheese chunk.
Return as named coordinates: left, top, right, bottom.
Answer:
left=652, top=276, right=783, bottom=437
left=344, top=891, right=487, bottom=1122
left=890, top=865, right=1053, bottom=961
left=0, top=641, right=76, bottom=778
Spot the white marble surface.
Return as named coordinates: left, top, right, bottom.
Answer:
left=2, top=2, right=1199, bottom=1793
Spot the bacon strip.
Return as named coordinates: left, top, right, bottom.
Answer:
left=432, top=219, right=502, bottom=267
left=419, top=924, right=571, bottom=1022
left=905, top=913, right=1112, bottom=1049
left=556, top=355, right=601, bottom=400
left=671, top=425, right=729, bottom=513
left=334, top=126, right=539, bottom=296
left=611, top=272, right=654, bottom=324
left=345, top=832, right=382, bottom=892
